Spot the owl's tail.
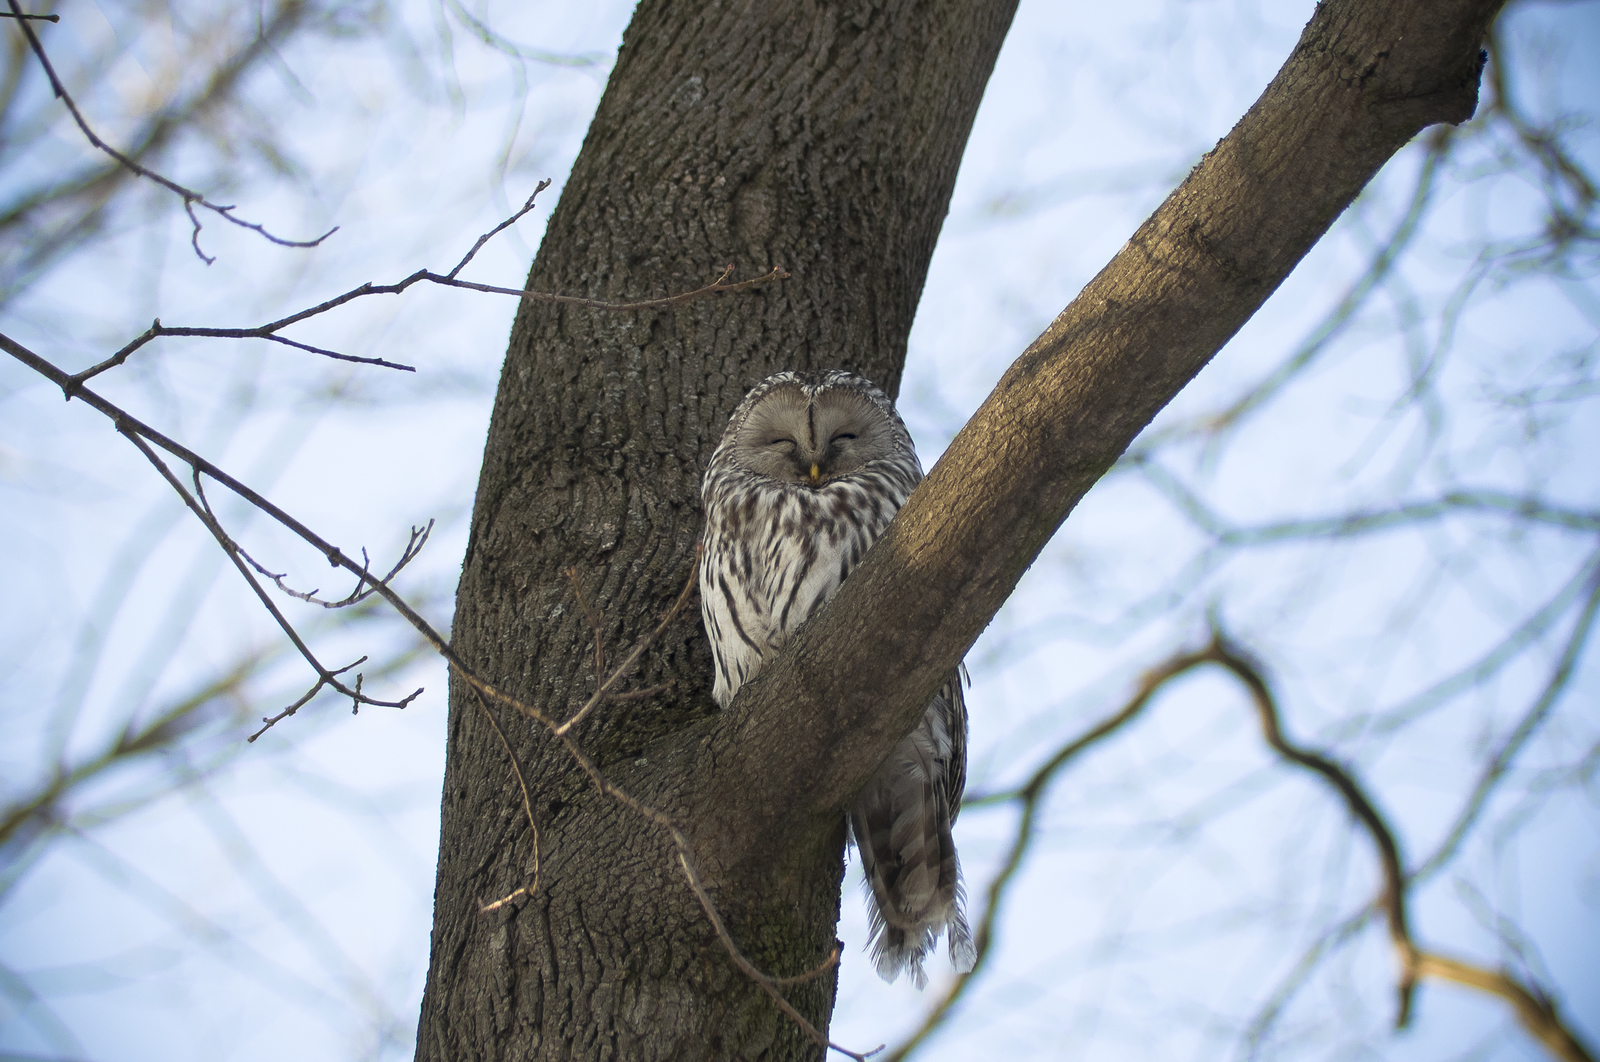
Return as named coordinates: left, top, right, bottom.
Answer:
left=849, top=721, right=975, bottom=989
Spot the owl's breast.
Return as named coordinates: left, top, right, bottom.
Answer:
left=699, top=464, right=912, bottom=706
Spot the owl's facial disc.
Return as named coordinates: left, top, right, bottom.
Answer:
left=731, top=382, right=896, bottom=485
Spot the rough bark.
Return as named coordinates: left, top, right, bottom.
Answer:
left=416, top=0, right=1502, bottom=1059
left=417, top=2, right=1019, bottom=1059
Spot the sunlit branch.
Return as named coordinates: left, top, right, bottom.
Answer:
left=1243, top=562, right=1600, bottom=1058
left=900, top=619, right=1600, bottom=1062
left=1215, top=633, right=1598, bottom=1062
left=1125, top=129, right=1452, bottom=463
left=1413, top=952, right=1596, bottom=1062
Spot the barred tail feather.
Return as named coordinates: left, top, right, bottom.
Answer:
left=849, top=701, right=972, bottom=988
left=947, top=870, right=976, bottom=974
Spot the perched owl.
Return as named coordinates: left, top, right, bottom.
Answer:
left=699, top=369, right=976, bottom=989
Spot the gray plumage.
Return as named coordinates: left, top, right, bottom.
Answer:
left=699, top=369, right=975, bottom=988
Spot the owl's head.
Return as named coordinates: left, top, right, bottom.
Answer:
left=716, top=370, right=916, bottom=486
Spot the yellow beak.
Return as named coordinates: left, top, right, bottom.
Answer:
left=809, top=463, right=821, bottom=485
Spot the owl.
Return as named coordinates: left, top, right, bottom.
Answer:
left=699, top=369, right=976, bottom=989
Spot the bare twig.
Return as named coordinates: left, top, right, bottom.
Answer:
left=66, top=259, right=786, bottom=390
left=675, top=845, right=873, bottom=1060
left=473, top=689, right=542, bottom=911
left=447, top=180, right=551, bottom=279
left=554, top=567, right=697, bottom=737
left=93, top=429, right=422, bottom=739
left=0, top=8, right=56, bottom=19
left=238, top=523, right=434, bottom=610
left=70, top=320, right=418, bottom=386
left=890, top=646, right=1226, bottom=1062
left=5, top=0, right=334, bottom=263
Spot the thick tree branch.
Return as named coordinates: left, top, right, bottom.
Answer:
left=710, top=0, right=1507, bottom=862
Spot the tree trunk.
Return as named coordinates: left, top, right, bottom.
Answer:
left=415, top=0, right=1502, bottom=1058
left=415, top=2, right=1020, bottom=1059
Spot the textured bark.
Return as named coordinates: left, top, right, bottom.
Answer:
left=416, top=0, right=1501, bottom=1058
left=417, top=2, right=1019, bottom=1059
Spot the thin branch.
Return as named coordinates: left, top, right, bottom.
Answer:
left=239, top=523, right=434, bottom=610
left=1209, top=635, right=1596, bottom=1062
left=674, top=845, right=873, bottom=1060
left=1204, top=636, right=1418, bottom=1024
left=890, top=646, right=1228, bottom=1061
left=1241, top=565, right=1600, bottom=1060
left=71, top=321, right=418, bottom=386
left=66, top=260, right=787, bottom=389
left=5, top=0, right=334, bottom=263
left=447, top=180, right=551, bottom=279
left=0, top=1, right=310, bottom=294
left=0, top=8, right=57, bottom=19
left=105, top=432, right=421, bottom=739
left=1412, top=560, right=1600, bottom=878
left=472, top=689, right=541, bottom=911
left=899, top=621, right=1600, bottom=1062
left=554, top=565, right=698, bottom=738
left=4, top=331, right=461, bottom=679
